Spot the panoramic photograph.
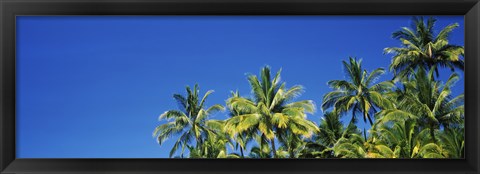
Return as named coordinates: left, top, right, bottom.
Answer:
left=16, top=16, right=464, bottom=158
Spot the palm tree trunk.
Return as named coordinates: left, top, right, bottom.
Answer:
left=363, top=128, right=367, bottom=141
left=196, top=137, right=201, bottom=147
left=430, top=124, right=436, bottom=143
left=365, top=112, right=373, bottom=125
left=196, top=136, right=202, bottom=156
left=289, top=147, right=295, bottom=158
left=430, top=129, right=436, bottom=142
left=240, top=146, right=245, bottom=158
left=270, top=139, right=277, bottom=158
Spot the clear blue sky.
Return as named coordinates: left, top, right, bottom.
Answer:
left=16, top=16, right=464, bottom=158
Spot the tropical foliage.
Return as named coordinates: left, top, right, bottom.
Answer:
left=322, top=57, right=394, bottom=125
left=153, top=16, right=464, bottom=158
left=384, top=16, right=464, bottom=80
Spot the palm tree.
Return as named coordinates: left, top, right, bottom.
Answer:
left=380, top=67, right=464, bottom=142
left=277, top=129, right=307, bottom=158
left=301, top=112, right=344, bottom=158
left=317, top=112, right=344, bottom=147
left=371, top=119, right=416, bottom=158
left=369, top=118, right=439, bottom=158
left=189, top=120, right=240, bottom=158
left=384, top=16, right=464, bottom=79
left=439, top=127, right=464, bottom=158
left=153, top=84, right=225, bottom=157
left=298, top=142, right=328, bottom=158
left=249, top=134, right=273, bottom=158
left=301, top=112, right=361, bottom=158
left=225, top=91, right=256, bottom=158
left=322, top=57, right=394, bottom=125
left=332, top=129, right=367, bottom=158
left=225, top=66, right=319, bottom=158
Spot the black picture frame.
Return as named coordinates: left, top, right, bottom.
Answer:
left=1, top=0, right=479, bottom=173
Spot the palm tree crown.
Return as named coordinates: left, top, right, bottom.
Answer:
left=225, top=66, right=319, bottom=158
left=322, top=57, right=394, bottom=125
left=153, top=84, right=225, bottom=157
left=384, top=16, right=464, bottom=79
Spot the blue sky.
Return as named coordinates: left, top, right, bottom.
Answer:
left=16, top=16, right=464, bottom=158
